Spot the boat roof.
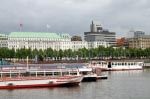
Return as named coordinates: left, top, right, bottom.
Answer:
left=79, top=68, right=92, bottom=72
left=89, top=60, right=144, bottom=63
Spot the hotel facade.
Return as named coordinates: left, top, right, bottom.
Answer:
left=1, top=32, right=110, bottom=51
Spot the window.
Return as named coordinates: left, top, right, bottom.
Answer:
left=112, top=63, right=114, bottom=65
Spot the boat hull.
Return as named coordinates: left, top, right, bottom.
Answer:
left=101, top=68, right=143, bottom=71
left=0, top=76, right=83, bottom=89
left=82, top=77, right=97, bottom=82
left=96, top=75, right=108, bottom=79
left=0, top=83, right=62, bottom=89
left=82, top=74, right=97, bottom=82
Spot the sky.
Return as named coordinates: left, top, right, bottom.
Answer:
left=0, top=0, right=150, bottom=38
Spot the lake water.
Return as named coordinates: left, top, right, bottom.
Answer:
left=0, top=69, right=150, bottom=99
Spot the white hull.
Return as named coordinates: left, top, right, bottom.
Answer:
left=0, top=76, right=83, bottom=89
left=88, top=61, right=144, bottom=71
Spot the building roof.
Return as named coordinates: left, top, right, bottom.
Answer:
left=8, top=32, right=71, bottom=38
left=0, top=33, right=7, bottom=37
left=116, top=37, right=126, bottom=47
left=71, top=36, right=82, bottom=41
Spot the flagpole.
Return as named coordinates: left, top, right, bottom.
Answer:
left=26, top=56, right=29, bottom=71
left=19, top=24, right=23, bottom=32
left=20, top=26, right=21, bottom=32
left=46, top=24, right=50, bottom=32
left=47, top=27, right=48, bottom=32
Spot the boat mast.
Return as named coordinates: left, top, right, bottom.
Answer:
left=26, top=56, right=29, bottom=71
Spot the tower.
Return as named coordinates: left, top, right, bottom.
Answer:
left=90, top=20, right=102, bottom=32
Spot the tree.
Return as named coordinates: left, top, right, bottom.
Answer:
left=58, top=49, right=63, bottom=60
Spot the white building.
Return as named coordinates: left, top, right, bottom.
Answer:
left=0, top=34, right=8, bottom=48
left=71, top=41, right=88, bottom=51
left=8, top=32, right=71, bottom=51
left=84, top=21, right=116, bottom=46
left=7, top=32, right=109, bottom=51
left=88, top=41, right=110, bottom=49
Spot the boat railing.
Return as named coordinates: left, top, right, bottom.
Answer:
left=0, top=68, right=81, bottom=79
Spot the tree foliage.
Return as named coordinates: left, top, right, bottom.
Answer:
left=0, top=46, right=150, bottom=61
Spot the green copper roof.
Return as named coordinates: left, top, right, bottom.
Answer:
left=0, top=34, right=7, bottom=37
left=8, top=32, right=71, bottom=38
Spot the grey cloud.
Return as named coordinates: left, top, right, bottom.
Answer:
left=0, top=0, right=150, bottom=37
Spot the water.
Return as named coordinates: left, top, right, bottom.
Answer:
left=0, top=69, right=150, bottom=99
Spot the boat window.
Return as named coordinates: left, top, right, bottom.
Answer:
left=131, top=63, right=133, bottom=65
left=122, top=63, right=124, bottom=65
left=128, top=63, right=130, bottom=65
left=30, top=74, right=36, bottom=77
left=70, top=72, right=77, bottom=75
left=2, top=73, right=8, bottom=78
left=125, top=63, right=127, bottom=65
left=62, top=72, right=69, bottom=76
left=45, top=72, right=53, bottom=76
left=82, top=72, right=88, bottom=75
left=112, top=63, right=114, bottom=65
left=54, top=72, right=61, bottom=76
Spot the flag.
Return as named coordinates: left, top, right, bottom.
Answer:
left=19, top=24, right=23, bottom=32
left=19, top=24, right=23, bottom=27
left=46, top=24, right=50, bottom=29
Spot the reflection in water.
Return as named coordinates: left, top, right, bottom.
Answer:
left=0, top=70, right=150, bottom=99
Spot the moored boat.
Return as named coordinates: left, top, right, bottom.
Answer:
left=79, top=68, right=97, bottom=82
left=69, top=67, right=107, bottom=82
left=96, top=75, right=108, bottom=79
left=88, top=60, right=144, bottom=71
left=0, top=69, right=83, bottom=89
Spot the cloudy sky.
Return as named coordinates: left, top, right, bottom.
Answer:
left=0, top=0, right=150, bottom=38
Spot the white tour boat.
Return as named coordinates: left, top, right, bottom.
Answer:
left=88, top=60, right=144, bottom=71
left=0, top=68, right=83, bottom=89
